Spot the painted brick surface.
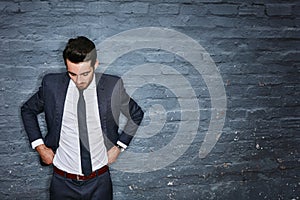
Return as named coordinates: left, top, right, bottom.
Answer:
left=0, top=0, right=299, bottom=200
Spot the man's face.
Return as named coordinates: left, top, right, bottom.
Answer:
left=66, top=59, right=97, bottom=90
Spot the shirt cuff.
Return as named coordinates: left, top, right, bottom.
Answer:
left=117, top=141, right=127, bottom=149
left=31, top=139, right=44, bottom=149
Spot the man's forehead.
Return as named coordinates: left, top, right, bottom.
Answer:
left=67, top=59, right=92, bottom=71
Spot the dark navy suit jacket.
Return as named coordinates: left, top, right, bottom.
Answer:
left=21, top=72, right=144, bottom=164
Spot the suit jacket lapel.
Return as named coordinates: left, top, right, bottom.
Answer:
left=55, top=73, right=70, bottom=134
left=96, top=73, right=108, bottom=134
left=96, top=73, right=107, bottom=122
left=96, top=73, right=115, bottom=149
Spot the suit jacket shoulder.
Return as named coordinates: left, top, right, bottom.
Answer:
left=42, top=72, right=68, bottom=83
left=96, top=73, right=120, bottom=83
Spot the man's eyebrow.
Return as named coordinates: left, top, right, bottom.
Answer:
left=79, top=70, right=91, bottom=75
left=68, top=70, right=91, bottom=76
left=68, top=71, right=77, bottom=76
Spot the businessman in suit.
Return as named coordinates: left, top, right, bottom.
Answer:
left=21, top=36, right=144, bottom=199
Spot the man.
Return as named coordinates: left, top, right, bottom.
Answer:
left=21, top=36, right=144, bottom=199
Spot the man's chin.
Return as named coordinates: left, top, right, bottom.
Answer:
left=76, top=85, right=87, bottom=90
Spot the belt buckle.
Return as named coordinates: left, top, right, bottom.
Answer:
left=76, top=175, right=81, bottom=181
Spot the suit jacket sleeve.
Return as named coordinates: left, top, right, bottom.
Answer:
left=21, top=77, right=45, bottom=144
left=114, top=78, right=144, bottom=146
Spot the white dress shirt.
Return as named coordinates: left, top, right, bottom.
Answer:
left=53, top=75, right=108, bottom=175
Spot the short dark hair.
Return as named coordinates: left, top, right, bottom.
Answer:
left=63, top=36, right=97, bottom=67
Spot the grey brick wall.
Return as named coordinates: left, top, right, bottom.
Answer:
left=0, top=0, right=299, bottom=199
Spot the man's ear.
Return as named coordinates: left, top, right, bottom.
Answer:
left=94, top=59, right=99, bottom=69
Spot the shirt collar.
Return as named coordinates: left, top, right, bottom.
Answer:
left=86, top=74, right=96, bottom=91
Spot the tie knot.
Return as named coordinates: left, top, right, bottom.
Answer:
left=79, top=89, right=84, bottom=96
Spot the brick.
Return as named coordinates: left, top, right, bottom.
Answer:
left=207, top=4, right=238, bottom=16
left=87, top=2, right=119, bottom=14
left=120, top=2, right=149, bottom=14
left=150, top=3, right=179, bottom=15
left=238, top=4, right=265, bottom=17
left=51, top=1, right=87, bottom=12
left=0, top=1, right=19, bottom=13
left=266, top=4, right=294, bottom=16
left=180, top=4, right=207, bottom=16
left=8, top=40, right=35, bottom=52
left=144, top=51, right=175, bottom=63
left=159, top=15, right=215, bottom=27
left=20, top=2, right=50, bottom=12
left=191, top=0, right=222, bottom=2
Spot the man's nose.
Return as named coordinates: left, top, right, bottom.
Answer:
left=76, top=75, right=83, bottom=83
